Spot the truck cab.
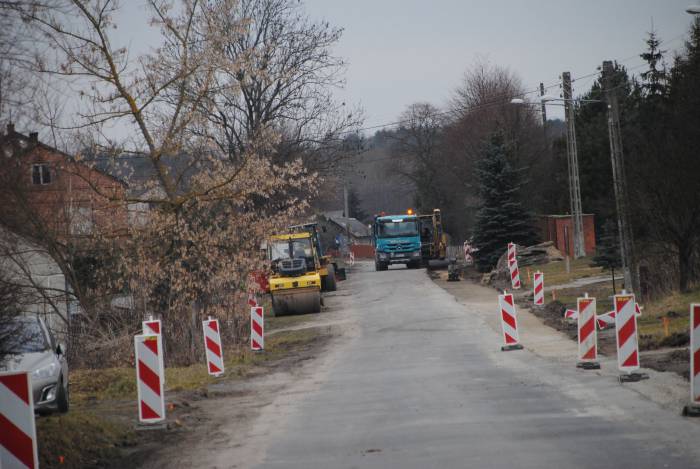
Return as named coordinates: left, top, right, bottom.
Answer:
left=372, top=214, right=422, bottom=271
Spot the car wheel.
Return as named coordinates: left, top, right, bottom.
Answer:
left=57, top=376, right=69, bottom=413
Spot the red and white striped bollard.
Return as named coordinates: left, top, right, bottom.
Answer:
left=203, top=317, right=225, bottom=377
left=251, top=306, right=264, bottom=351
left=0, top=371, right=39, bottom=469
left=142, top=317, right=165, bottom=385
left=577, top=294, right=600, bottom=369
left=533, top=271, right=544, bottom=305
left=248, top=290, right=258, bottom=308
left=614, top=292, right=647, bottom=382
left=683, top=304, right=700, bottom=416
left=596, top=310, right=616, bottom=329
left=134, top=334, right=166, bottom=424
left=507, top=243, right=521, bottom=290
left=498, top=291, right=523, bottom=351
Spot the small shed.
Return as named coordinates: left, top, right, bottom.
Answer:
left=539, top=214, right=596, bottom=257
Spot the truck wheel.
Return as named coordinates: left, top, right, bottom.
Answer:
left=324, top=265, right=337, bottom=291
left=375, top=260, right=388, bottom=271
left=407, top=260, right=421, bottom=269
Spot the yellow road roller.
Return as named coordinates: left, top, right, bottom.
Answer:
left=267, top=232, right=322, bottom=315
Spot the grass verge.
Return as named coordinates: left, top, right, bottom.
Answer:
left=535, top=269, right=700, bottom=350
left=522, top=256, right=605, bottom=287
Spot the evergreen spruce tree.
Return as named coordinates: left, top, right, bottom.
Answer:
left=640, top=29, right=667, bottom=97
left=347, top=188, right=369, bottom=222
left=591, top=220, right=622, bottom=292
left=472, top=132, right=539, bottom=272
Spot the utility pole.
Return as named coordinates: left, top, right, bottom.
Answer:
left=602, top=60, right=637, bottom=293
left=539, top=82, right=547, bottom=126
left=343, top=185, right=350, bottom=218
left=562, top=72, right=586, bottom=259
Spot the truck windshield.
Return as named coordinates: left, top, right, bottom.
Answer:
left=377, top=220, right=418, bottom=238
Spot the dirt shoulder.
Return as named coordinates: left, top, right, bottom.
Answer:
left=35, top=321, right=338, bottom=469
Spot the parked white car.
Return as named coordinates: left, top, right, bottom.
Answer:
left=0, top=316, right=69, bottom=413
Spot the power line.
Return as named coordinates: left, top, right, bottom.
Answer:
left=344, top=30, right=690, bottom=137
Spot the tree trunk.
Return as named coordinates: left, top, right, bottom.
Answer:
left=679, top=243, right=693, bottom=293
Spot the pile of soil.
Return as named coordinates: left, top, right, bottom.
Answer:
left=520, top=299, right=578, bottom=340
left=642, top=348, right=690, bottom=380
left=640, top=332, right=690, bottom=351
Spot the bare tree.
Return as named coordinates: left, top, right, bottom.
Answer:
left=201, top=0, right=363, bottom=172
left=0, top=1, right=49, bottom=129
left=388, top=102, right=448, bottom=212
left=4, top=0, right=320, bottom=364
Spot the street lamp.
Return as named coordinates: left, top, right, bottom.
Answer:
left=686, top=5, right=700, bottom=14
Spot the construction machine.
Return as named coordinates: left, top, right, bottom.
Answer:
left=267, top=223, right=344, bottom=315
left=418, top=209, right=447, bottom=265
left=267, top=232, right=322, bottom=315
left=287, top=223, right=345, bottom=289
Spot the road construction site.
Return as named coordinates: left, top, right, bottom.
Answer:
left=138, top=261, right=700, bottom=469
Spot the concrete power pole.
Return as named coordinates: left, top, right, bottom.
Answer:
left=602, top=60, right=637, bottom=293
left=539, top=82, right=547, bottom=126
left=562, top=72, right=586, bottom=259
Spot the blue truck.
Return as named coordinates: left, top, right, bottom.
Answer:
left=372, top=214, right=423, bottom=271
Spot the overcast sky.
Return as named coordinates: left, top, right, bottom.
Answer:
left=301, top=0, right=694, bottom=126
left=113, top=1, right=694, bottom=131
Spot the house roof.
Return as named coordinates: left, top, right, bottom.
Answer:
left=327, top=216, right=371, bottom=238
left=0, top=124, right=127, bottom=187
left=87, top=152, right=203, bottom=198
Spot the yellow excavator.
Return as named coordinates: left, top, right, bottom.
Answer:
left=268, top=221, right=345, bottom=315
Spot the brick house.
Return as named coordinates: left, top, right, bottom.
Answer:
left=0, top=124, right=128, bottom=238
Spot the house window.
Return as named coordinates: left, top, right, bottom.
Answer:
left=32, top=164, right=51, bottom=185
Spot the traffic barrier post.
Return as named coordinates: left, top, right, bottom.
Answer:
left=251, top=306, right=264, bottom=351
left=576, top=294, right=600, bottom=369
left=203, top=317, right=225, bottom=377
left=614, top=291, right=648, bottom=382
left=533, top=271, right=544, bottom=306
left=683, top=304, right=700, bottom=416
left=564, top=309, right=578, bottom=321
left=507, top=243, right=521, bottom=290
left=596, top=310, right=616, bottom=329
left=498, top=291, right=523, bottom=351
left=134, top=334, right=166, bottom=425
left=247, top=290, right=258, bottom=308
left=142, top=317, right=165, bottom=386
left=0, top=371, right=39, bottom=469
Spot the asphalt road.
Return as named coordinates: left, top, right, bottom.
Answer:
left=252, top=262, right=700, bottom=469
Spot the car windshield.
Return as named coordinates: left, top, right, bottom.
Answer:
left=0, top=317, right=49, bottom=354
left=377, top=220, right=419, bottom=238
left=269, top=238, right=313, bottom=261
